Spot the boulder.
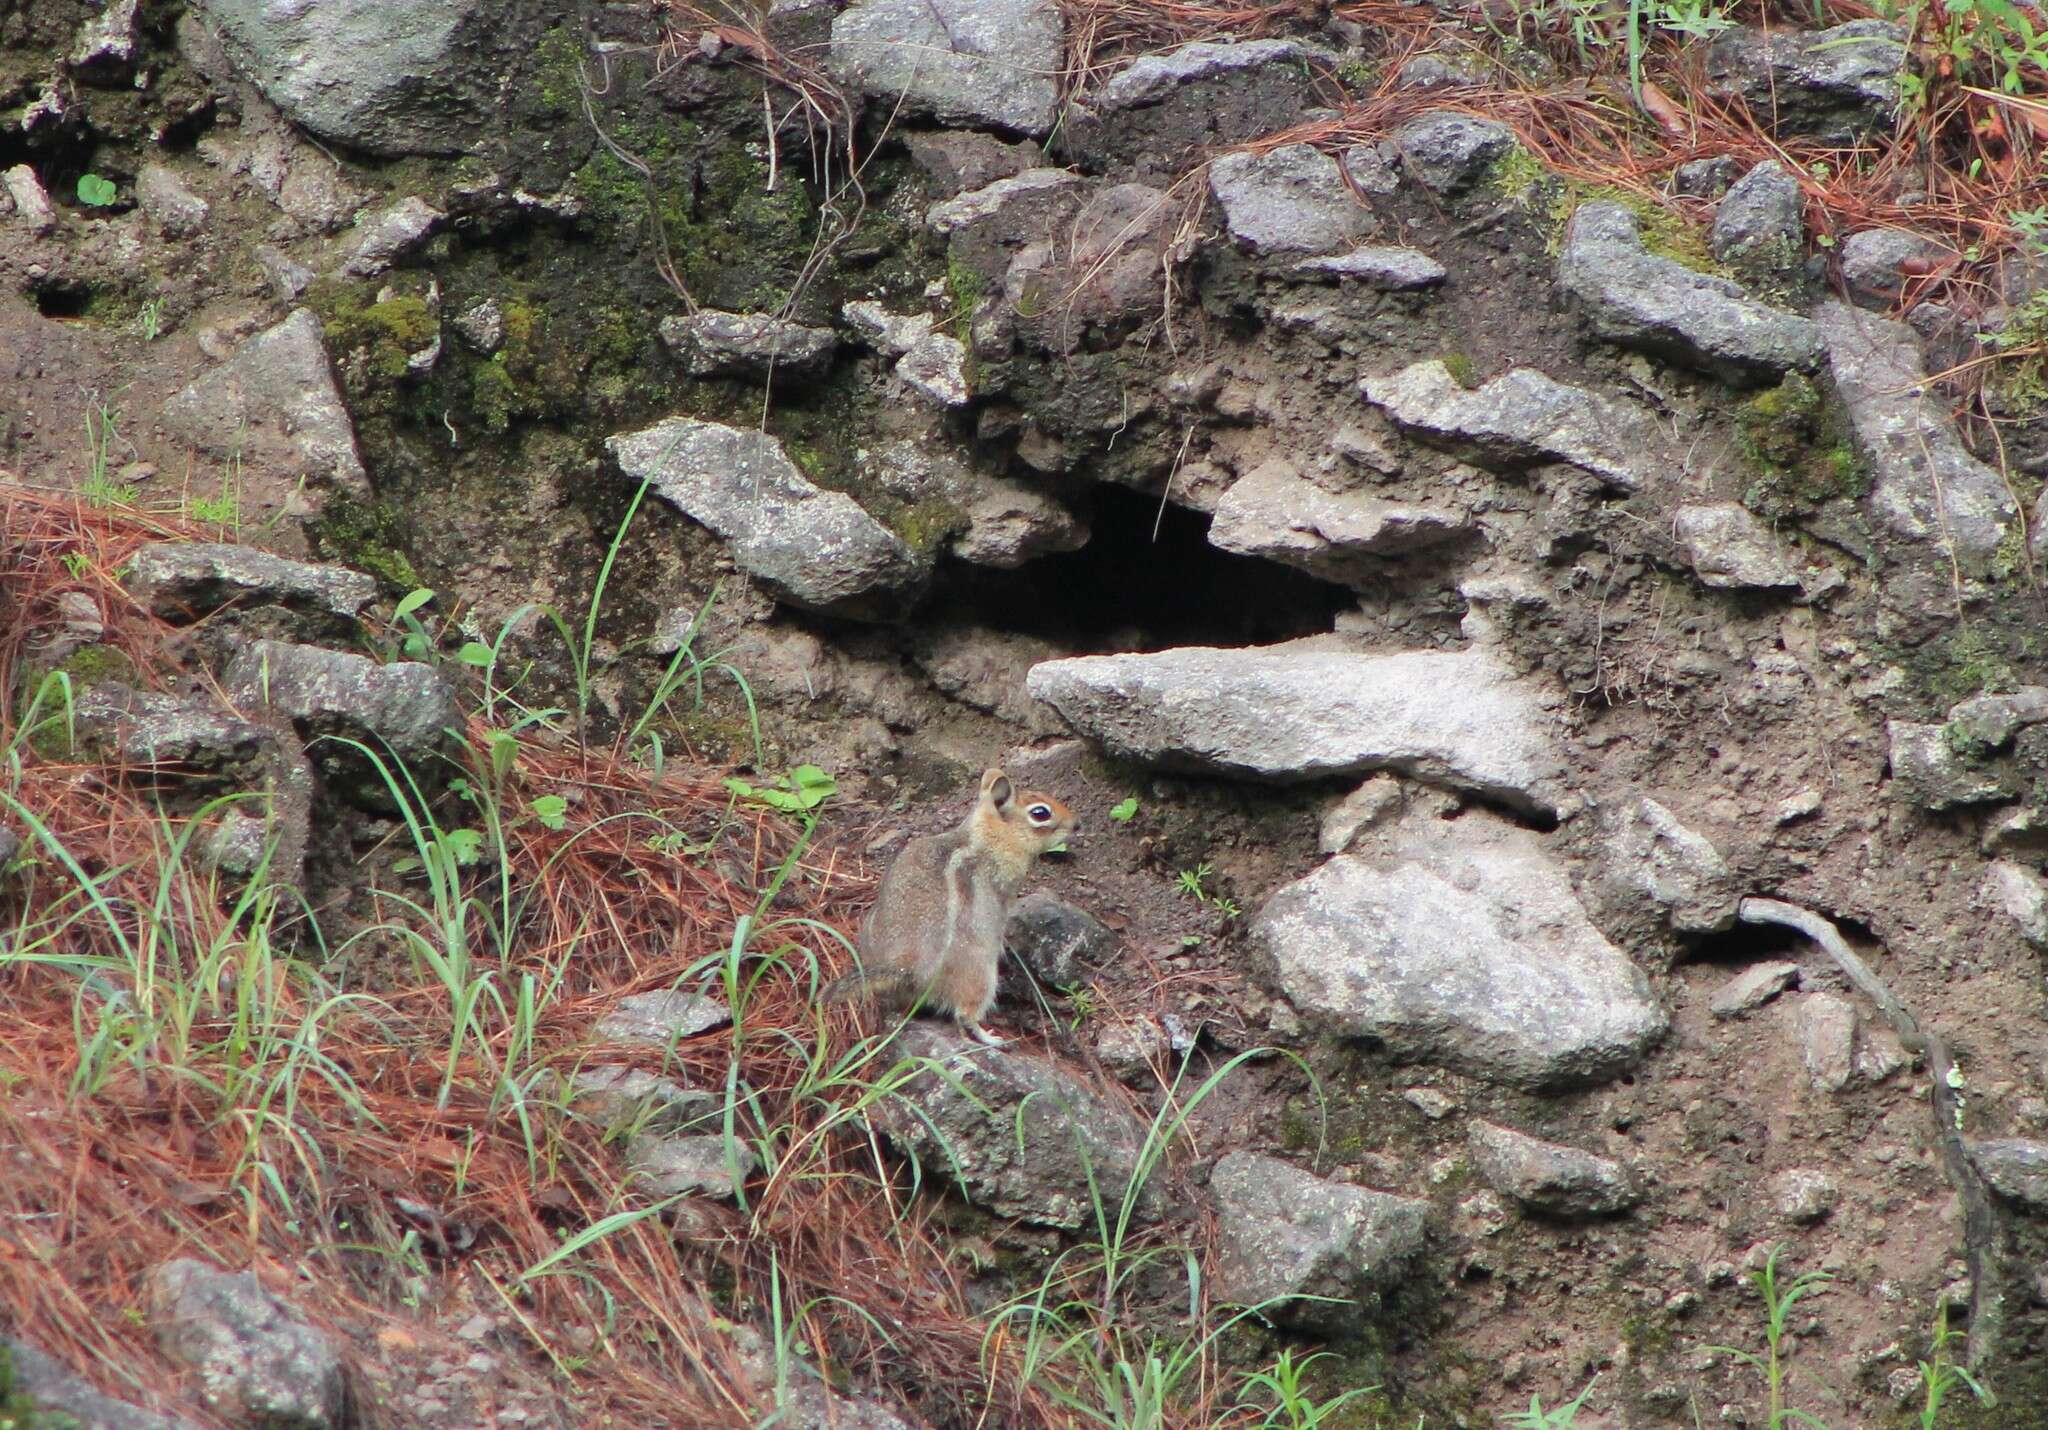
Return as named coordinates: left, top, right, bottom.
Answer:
left=1705, top=21, right=1906, bottom=145
left=597, top=989, right=733, bottom=1045
left=658, top=311, right=837, bottom=381
left=1709, top=961, right=1800, bottom=1019
left=1710, top=160, right=1802, bottom=264
left=1840, top=228, right=1944, bottom=307
left=1207, top=458, right=1472, bottom=582
left=1069, top=39, right=1322, bottom=177
left=1671, top=504, right=1801, bottom=589
left=148, top=1258, right=347, bottom=1429
left=1969, top=1139, right=2048, bottom=1211
left=1887, top=721, right=2014, bottom=810
left=1364, top=359, right=1660, bottom=490
left=830, top=0, right=1064, bottom=136
left=1559, top=201, right=1822, bottom=385
left=1208, top=144, right=1377, bottom=256
left=1599, top=796, right=1739, bottom=934
left=1818, top=301, right=2013, bottom=568
left=1467, top=1121, right=1641, bottom=1217
left=1293, top=245, right=1447, bottom=290
left=225, top=640, right=460, bottom=776
left=607, top=418, right=926, bottom=616
left=1208, top=1152, right=1427, bottom=1330
left=1255, top=811, right=1667, bottom=1088
left=873, top=1024, right=1161, bottom=1230
left=1005, top=892, right=1116, bottom=987
left=1025, top=642, right=1569, bottom=816
left=162, top=309, right=369, bottom=497
left=124, top=542, right=377, bottom=633
left=1393, top=113, right=1515, bottom=195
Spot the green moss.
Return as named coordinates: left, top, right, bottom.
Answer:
left=1548, top=185, right=1722, bottom=274
left=306, top=491, right=422, bottom=591
left=1439, top=352, right=1480, bottom=389
left=890, top=496, right=967, bottom=556
left=531, top=25, right=588, bottom=117
left=310, top=279, right=439, bottom=385
left=1989, top=288, right=2048, bottom=416
left=1925, top=624, right=2022, bottom=707
left=1486, top=145, right=1548, bottom=208
left=0, top=1343, right=74, bottom=1429
left=1736, top=372, right=1869, bottom=519
left=55, top=644, right=137, bottom=690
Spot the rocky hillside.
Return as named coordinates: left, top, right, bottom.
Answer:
left=4, top=0, right=2048, bottom=1426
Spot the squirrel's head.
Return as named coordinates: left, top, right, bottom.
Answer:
left=979, top=766, right=1079, bottom=857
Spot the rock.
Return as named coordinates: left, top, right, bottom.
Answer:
left=659, top=310, right=837, bottom=381
left=598, top=989, right=732, bottom=1044
left=1705, top=21, right=1906, bottom=145
left=189, top=0, right=545, bottom=155
left=1673, top=155, right=1741, bottom=199
left=124, top=542, right=377, bottom=633
left=1098, top=38, right=1312, bottom=110
left=1467, top=1121, right=1641, bottom=1217
left=926, top=167, right=1088, bottom=283
left=1256, top=811, right=1667, bottom=1088
left=162, top=309, right=369, bottom=497
left=1710, top=160, right=1802, bottom=263
left=865, top=438, right=1084, bottom=569
left=1968, top=1139, right=2048, bottom=1210
left=1710, top=961, right=1801, bottom=1019
left=1093, top=1014, right=1194, bottom=1075
left=627, top=1134, right=755, bottom=1200
left=1293, top=245, right=1447, bottom=289
left=1026, top=642, right=1569, bottom=816
left=1318, top=774, right=1403, bottom=854
left=1981, top=861, right=2048, bottom=950
left=896, top=332, right=972, bottom=407
left=1404, top=1087, right=1458, bottom=1120
left=1363, top=360, right=1658, bottom=490
left=69, top=0, right=142, bottom=81
left=148, top=1258, right=346, bottom=1428
left=1394, top=113, right=1515, bottom=195
left=1819, top=301, right=2013, bottom=567
left=1887, top=721, right=2013, bottom=810
left=1207, top=458, right=1472, bottom=582
left=830, top=0, right=1064, bottom=136
left=343, top=195, right=443, bottom=275
left=1558, top=201, right=1823, bottom=384
left=207, top=809, right=274, bottom=879
left=75, top=688, right=274, bottom=779
left=1005, top=892, right=1115, bottom=987
left=607, top=418, right=925, bottom=616
left=563, top=1065, right=711, bottom=1134
left=874, top=1024, right=1161, bottom=1229
left=1794, top=992, right=1858, bottom=1092
left=1396, top=52, right=1485, bottom=90
left=843, top=300, right=933, bottom=355
left=1208, top=1151, right=1427, bottom=1330
left=2, top=164, right=56, bottom=234
left=1, top=1334, right=199, bottom=1430
left=1071, top=39, right=1320, bottom=177
left=255, top=245, right=315, bottom=302
left=0, top=824, right=18, bottom=870
left=1949, top=688, right=2048, bottom=748
left=1768, top=1168, right=1839, bottom=1224
left=226, top=639, right=459, bottom=773
left=450, top=298, right=504, bottom=353
left=1672, top=503, right=1800, bottom=589
left=1208, top=144, right=1378, bottom=256
left=1983, top=807, right=2048, bottom=859
left=904, top=130, right=1042, bottom=196
left=1841, top=228, right=1944, bottom=307
left=1600, top=796, right=1739, bottom=934
left=136, top=165, right=210, bottom=238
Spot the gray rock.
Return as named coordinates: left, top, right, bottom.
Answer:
left=450, top=298, right=504, bottom=353
left=1559, top=201, right=1823, bottom=384
left=254, top=245, right=315, bottom=302
left=1818, top=303, right=2007, bottom=565
left=866, top=438, right=1084, bottom=568
left=874, top=1023, right=1161, bottom=1229
left=1097, top=38, right=1313, bottom=110
left=1673, top=155, right=1741, bottom=199
left=1982, top=807, right=2048, bottom=859
left=225, top=639, right=459, bottom=773
left=1093, top=1014, right=1194, bottom=1075
left=125, top=542, right=377, bottom=632
left=926, top=167, right=1088, bottom=281
left=1841, top=228, right=1943, bottom=307
left=69, top=0, right=142, bottom=81
left=606, top=418, right=925, bottom=616
left=563, top=1065, right=712, bottom=1134
left=1672, top=503, right=1801, bottom=589
left=1887, top=720, right=2014, bottom=809
left=1208, top=457, right=1472, bottom=581
left=1794, top=992, right=1858, bottom=1092
left=1709, top=961, right=1801, bottom=1019
left=1209, top=144, right=1377, bottom=256
left=1293, top=245, right=1447, bottom=289
left=189, top=0, right=545, bottom=155
left=1363, top=359, right=1658, bottom=490
left=1949, top=687, right=2048, bottom=748
left=1768, top=1168, right=1839, bottom=1224
left=343, top=195, right=443, bottom=275
left=136, top=165, right=210, bottom=238
left=904, top=130, right=1042, bottom=196
left=207, top=808, right=274, bottom=879
left=1601, top=796, right=1739, bottom=934
left=0, top=823, right=19, bottom=870
left=1969, top=1138, right=2048, bottom=1210
left=162, top=309, right=369, bottom=497
left=1257, top=812, right=1667, bottom=1088
left=1467, top=1121, right=1641, bottom=1217
left=627, top=1134, right=755, bottom=1199
left=1318, top=775, right=1403, bottom=854
left=830, top=0, right=1064, bottom=136
left=1710, top=160, right=1802, bottom=263
left=896, top=332, right=972, bottom=407
left=1706, top=21, right=1906, bottom=145
left=659, top=310, right=837, bottom=381
left=1026, top=642, right=1568, bottom=816
left=1982, top=861, right=2048, bottom=950
left=1209, top=1151, right=1427, bottom=1329
left=2, top=164, right=56, bottom=235
left=76, top=687, right=274, bottom=778
left=148, top=1258, right=346, bottom=1429
left=598, top=989, right=732, bottom=1045
left=1396, top=52, right=1485, bottom=90
left=1394, top=113, right=1515, bottom=195
left=1005, top=892, right=1115, bottom=987
left=842, top=299, right=934, bottom=355
left=1, top=1334, right=199, bottom=1430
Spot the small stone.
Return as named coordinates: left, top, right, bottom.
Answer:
left=1794, top=993, right=1857, bottom=1092
left=1093, top=1014, right=1194, bottom=1075
left=597, top=989, right=733, bottom=1045
left=1208, top=144, right=1376, bottom=256
left=627, top=1134, right=756, bottom=1200
left=1394, top=113, right=1515, bottom=195
left=1983, top=807, right=2048, bottom=859
left=1709, top=160, right=1802, bottom=264
left=1886, top=721, right=2013, bottom=810
left=1981, top=861, right=2048, bottom=951
left=1467, top=1121, right=1641, bottom=1217
left=896, top=332, right=972, bottom=406
left=1403, top=1087, right=1457, bottom=1120
left=1601, top=796, right=1739, bottom=934
left=1968, top=1139, right=2048, bottom=1210
left=1673, top=503, right=1801, bottom=589
left=660, top=310, right=838, bottom=381
left=1318, top=774, right=1404, bottom=854
left=136, top=164, right=210, bottom=238
left=563, top=1066, right=711, bottom=1134
left=903, top=130, right=1042, bottom=196
left=1769, top=1168, right=1839, bottom=1224
left=2, top=164, right=56, bottom=235
left=1672, top=155, right=1741, bottom=199
left=1710, top=961, right=1800, bottom=1019
left=149, top=1258, right=346, bottom=1428
left=1777, top=790, right=1823, bottom=824
left=1005, top=892, right=1115, bottom=987
left=1293, top=245, right=1447, bottom=290
left=343, top=195, right=442, bottom=276
left=254, top=245, right=315, bottom=302
left=451, top=298, right=505, bottom=354
left=1840, top=228, right=1944, bottom=307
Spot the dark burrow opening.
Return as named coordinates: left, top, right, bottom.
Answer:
left=1679, top=918, right=1808, bottom=968
left=928, top=483, right=1355, bottom=652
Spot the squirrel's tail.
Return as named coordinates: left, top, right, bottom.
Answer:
left=819, top=968, right=919, bottom=1007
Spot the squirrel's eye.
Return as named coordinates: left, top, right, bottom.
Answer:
left=1027, top=804, right=1054, bottom=823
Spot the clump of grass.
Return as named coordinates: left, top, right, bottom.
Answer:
left=1705, top=1245, right=1833, bottom=1430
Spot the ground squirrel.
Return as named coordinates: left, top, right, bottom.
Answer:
left=825, top=767, right=1080, bottom=1047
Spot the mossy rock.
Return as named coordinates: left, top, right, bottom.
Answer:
left=1737, top=371, right=1868, bottom=519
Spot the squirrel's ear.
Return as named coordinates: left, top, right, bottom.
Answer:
left=981, top=768, right=1013, bottom=809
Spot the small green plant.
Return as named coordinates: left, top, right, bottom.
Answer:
left=724, top=764, right=836, bottom=819
left=1235, top=1349, right=1375, bottom=1428
left=1915, top=1305, right=1991, bottom=1426
left=1108, top=796, right=1140, bottom=823
left=80, top=390, right=137, bottom=507
left=1176, top=863, right=1213, bottom=899
left=185, top=458, right=241, bottom=530
left=1705, top=1245, right=1833, bottom=1429
left=135, top=295, right=167, bottom=341
left=1506, top=1374, right=1599, bottom=1428
left=529, top=794, right=569, bottom=831
left=75, top=173, right=117, bottom=207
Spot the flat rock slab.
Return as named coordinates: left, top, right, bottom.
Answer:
left=1558, top=201, right=1823, bottom=385
left=1468, top=1121, right=1641, bottom=1217
left=830, top=0, right=1063, bottom=136
left=1207, top=458, right=1472, bottom=582
left=1209, top=144, right=1377, bottom=256
left=1363, top=360, right=1656, bottom=490
left=1097, top=38, right=1312, bottom=111
left=148, top=1257, right=346, bottom=1429
left=76, top=687, right=276, bottom=778
left=225, top=639, right=459, bottom=771
left=627, top=1134, right=756, bottom=1200
left=873, top=1024, right=1160, bottom=1230
left=1818, top=301, right=2013, bottom=569
left=1070, top=39, right=1321, bottom=178
left=607, top=418, right=924, bottom=616
left=1025, top=641, right=1568, bottom=815
left=162, top=309, right=368, bottom=496
left=1710, top=961, right=1801, bottom=1018
left=1969, top=1138, right=2048, bottom=1211
left=124, top=542, right=376, bottom=631
left=1255, top=811, right=1667, bottom=1088
left=1672, top=503, right=1801, bottom=589
left=597, top=989, right=732, bottom=1045
left=1294, top=245, right=1447, bottom=289
left=659, top=310, right=837, bottom=380
left=1209, top=1151, right=1427, bottom=1331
